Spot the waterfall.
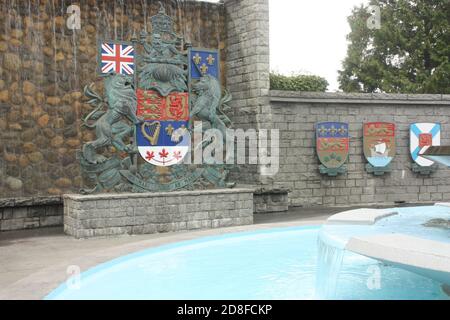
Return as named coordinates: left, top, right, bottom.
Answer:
left=315, top=229, right=345, bottom=299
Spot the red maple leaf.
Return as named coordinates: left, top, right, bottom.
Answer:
left=146, top=151, right=155, bottom=161
left=173, top=150, right=182, bottom=160
left=159, top=149, right=169, bottom=158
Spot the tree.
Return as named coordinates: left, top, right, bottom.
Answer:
left=338, top=0, right=450, bottom=94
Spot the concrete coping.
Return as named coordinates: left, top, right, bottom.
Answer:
left=435, top=203, right=450, bottom=208
left=0, top=196, right=62, bottom=208
left=254, top=187, right=290, bottom=195
left=346, top=234, right=450, bottom=280
left=270, top=90, right=450, bottom=105
left=326, top=208, right=398, bottom=225
left=64, top=188, right=256, bottom=201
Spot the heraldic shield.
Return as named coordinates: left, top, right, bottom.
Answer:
left=78, top=3, right=236, bottom=194
left=189, top=48, right=220, bottom=80
left=136, top=90, right=190, bottom=167
left=363, top=122, right=395, bottom=174
left=316, top=122, right=349, bottom=176
left=364, top=122, right=395, bottom=167
left=410, top=123, right=441, bottom=174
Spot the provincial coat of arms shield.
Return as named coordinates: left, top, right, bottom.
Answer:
left=410, top=123, right=441, bottom=169
left=316, top=122, right=349, bottom=176
left=363, top=122, right=395, bottom=173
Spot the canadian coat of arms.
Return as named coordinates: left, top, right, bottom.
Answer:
left=78, top=3, right=235, bottom=194
left=363, top=122, right=395, bottom=175
left=316, top=122, right=349, bottom=176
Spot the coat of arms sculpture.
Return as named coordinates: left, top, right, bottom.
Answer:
left=78, top=3, right=235, bottom=194
left=410, top=123, right=441, bottom=175
left=363, top=122, right=396, bottom=175
left=316, top=122, right=349, bottom=176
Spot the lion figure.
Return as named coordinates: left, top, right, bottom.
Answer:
left=82, top=73, right=141, bottom=164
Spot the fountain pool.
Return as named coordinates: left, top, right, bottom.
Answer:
left=46, top=205, right=449, bottom=300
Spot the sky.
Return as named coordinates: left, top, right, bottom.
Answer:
left=203, top=0, right=369, bottom=91
left=270, top=0, right=369, bottom=91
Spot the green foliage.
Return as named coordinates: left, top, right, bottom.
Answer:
left=270, top=72, right=329, bottom=92
left=339, top=0, right=450, bottom=94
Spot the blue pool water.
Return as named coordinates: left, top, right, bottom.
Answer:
left=47, top=218, right=449, bottom=300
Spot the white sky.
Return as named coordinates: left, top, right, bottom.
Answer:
left=270, top=0, right=369, bottom=91
left=204, top=0, right=369, bottom=91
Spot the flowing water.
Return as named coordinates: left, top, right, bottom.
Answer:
left=315, top=233, right=345, bottom=299
left=315, top=205, right=450, bottom=298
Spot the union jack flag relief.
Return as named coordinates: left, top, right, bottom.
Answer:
left=99, top=42, right=135, bottom=75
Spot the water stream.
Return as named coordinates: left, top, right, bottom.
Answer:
left=315, top=229, right=345, bottom=299
left=314, top=206, right=450, bottom=299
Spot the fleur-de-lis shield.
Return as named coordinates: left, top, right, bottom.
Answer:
left=316, top=122, right=349, bottom=169
left=189, top=48, right=220, bottom=80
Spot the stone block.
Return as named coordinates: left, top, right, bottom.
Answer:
left=40, top=215, right=63, bottom=227
left=63, top=189, right=254, bottom=238
left=12, top=207, right=28, bottom=219
left=1, top=218, right=25, bottom=231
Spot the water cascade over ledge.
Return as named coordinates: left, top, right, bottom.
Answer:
left=314, top=206, right=450, bottom=299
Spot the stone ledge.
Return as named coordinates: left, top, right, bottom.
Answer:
left=435, top=203, right=450, bottom=207
left=270, top=91, right=450, bottom=105
left=254, top=187, right=290, bottom=195
left=326, top=208, right=398, bottom=225
left=64, top=189, right=255, bottom=238
left=64, top=188, right=255, bottom=202
left=0, top=196, right=62, bottom=208
left=253, top=187, right=290, bottom=214
left=346, top=234, right=450, bottom=284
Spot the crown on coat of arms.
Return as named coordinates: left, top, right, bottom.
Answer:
left=151, top=2, right=174, bottom=34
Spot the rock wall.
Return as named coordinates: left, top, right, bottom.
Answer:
left=270, top=91, right=450, bottom=207
left=0, top=0, right=226, bottom=199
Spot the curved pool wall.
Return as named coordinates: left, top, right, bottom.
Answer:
left=317, top=206, right=450, bottom=298
left=47, top=222, right=448, bottom=300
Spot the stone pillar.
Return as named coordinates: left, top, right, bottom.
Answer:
left=224, top=0, right=272, bottom=186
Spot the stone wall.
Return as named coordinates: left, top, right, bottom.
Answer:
left=224, top=0, right=271, bottom=185
left=253, top=187, right=289, bottom=213
left=0, top=196, right=62, bottom=231
left=64, top=189, right=254, bottom=238
left=270, top=91, right=450, bottom=207
left=0, top=0, right=226, bottom=199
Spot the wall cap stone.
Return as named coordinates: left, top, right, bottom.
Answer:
left=64, top=188, right=256, bottom=201
left=254, top=187, right=290, bottom=195
left=0, top=196, right=62, bottom=208
left=270, top=90, right=450, bottom=105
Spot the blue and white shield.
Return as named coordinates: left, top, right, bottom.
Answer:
left=189, top=48, right=220, bottom=81
left=410, top=123, right=441, bottom=167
